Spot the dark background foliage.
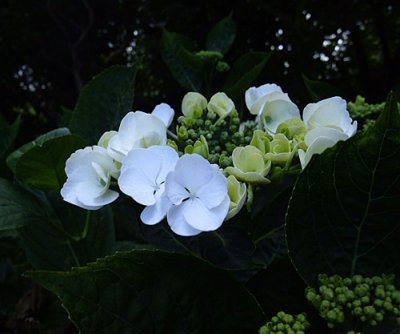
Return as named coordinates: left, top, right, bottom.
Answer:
left=0, top=1, right=400, bottom=333
left=1, top=0, right=399, bottom=144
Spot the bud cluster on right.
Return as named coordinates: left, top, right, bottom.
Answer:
left=305, top=273, right=400, bottom=332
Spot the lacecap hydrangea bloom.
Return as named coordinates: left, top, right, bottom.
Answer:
left=61, top=146, right=119, bottom=210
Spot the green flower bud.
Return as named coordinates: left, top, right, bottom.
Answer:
left=276, top=116, right=307, bottom=140
left=250, top=129, right=270, bottom=154
left=195, top=50, right=223, bottom=61
left=225, top=146, right=271, bottom=184
left=167, top=139, right=179, bottom=152
left=191, top=135, right=209, bottom=159
left=181, top=92, right=207, bottom=118
left=216, top=60, right=230, bottom=72
left=265, top=133, right=292, bottom=166
left=177, top=125, right=189, bottom=140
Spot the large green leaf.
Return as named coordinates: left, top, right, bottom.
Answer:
left=206, top=14, right=236, bottom=55
left=15, top=135, right=86, bottom=191
left=285, top=93, right=400, bottom=285
left=0, top=178, right=48, bottom=231
left=19, top=194, right=115, bottom=271
left=69, top=65, right=137, bottom=143
left=161, top=29, right=204, bottom=91
left=302, top=74, right=345, bottom=102
left=6, top=127, right=71, bottom=174
left=28, top=250, right=265, bottom=333
left=0, top=115, right=20, bottom=157
left=223, top=52, right=271, bottom=99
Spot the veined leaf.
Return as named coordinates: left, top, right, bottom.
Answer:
left=286, top=93, right=400, bottom=285
left=15, top=135, right=86, bottom=191
left=69, top=65, right=137, bottom=143
left=206, top=13, right=236, bottom=55
left=28, top=250, right=265, bottom=333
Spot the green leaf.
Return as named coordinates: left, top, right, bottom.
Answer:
left=302, top=74, right=345, bottom=102
left=161, top=29, right=204, bottom=91
left=6, top=128, right=71, bottom=174
left=0, top=115, right=21, bottom=157
left=0, top=178, right=48, bottom=231
left=19, top=199, right=115, bottom=271
left=15, top=135, right=86, bottom=191
left=28, top=250, right=265, bottom=333
left=223, top=52, right=271, bottom=99
left=69, top=65, right=137, bottom=143
left=206, top=14, right=236, bottom=55
left=285, top=93, right=400, bottom=285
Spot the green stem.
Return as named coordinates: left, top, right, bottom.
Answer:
left=48, top=219, right=81, bottom=242
left=66, top=240, right=80, bottom=267
left=81, top=210, right=92, bottom=239
left=167, top=129, right=178, bottom=140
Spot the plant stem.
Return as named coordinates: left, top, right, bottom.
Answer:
left=81, top=210, right=92, bottom=239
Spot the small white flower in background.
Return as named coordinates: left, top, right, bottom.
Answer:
left=118, top=145, right=179, bottom=225
left=165, top=154, right=230, bottom=236
left=245, top=83, right=300, bottom=135
left=107, top=111, right=167, bottom=163
left=152, top=103, right=175, bottom=127
left=302, top=96, right=357, bottom=136
left=299, top=97, right=358, bottom=169
left=61, top=146, right=119, bottom=210
left=181, top=92, right=207, bottom=118
left=207, top=92, right=235, bottom=119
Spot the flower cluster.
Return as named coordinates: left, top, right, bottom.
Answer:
left=61, top=83, right=357, bottom=236
left=306, top=274, right=400, bottom=330
left=258, top=311, right=309, bottom=334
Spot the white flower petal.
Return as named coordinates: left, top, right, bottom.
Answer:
left=304, top=127, right=348, bottom=147
left=118, top=168, right=156, bottom=205
left=258, top=99, right=300, bottom=134
left=173, top=154, right=213, bottom=193
left=165, top=172, right=189, bottom=205
left=245, top=83, right=283, bottom=112
left=196, top=171, right=227, bottom=209
left=167, top=204, right=202, bottom=236
left=300, top=136, right=338, bottom=169
left=140, top=192, right=172, bottom=225
left=152, top=103, right=175, bottom=127
left=183, top=195, right=230, bottom=231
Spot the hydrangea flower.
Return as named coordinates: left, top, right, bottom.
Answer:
left=225, top=146, right=271, bottom=184
left=207, top=92, right=235, bottom=119
left=302, top=96, right=357, bottom=136
left=225, top=175, right=247, bottom=220
left=181, top=92, right=207, bottom=118
left=107, top=111, right=167, bottom=163
left=299, top=97, right=358, bottom=169
left=118, top=145, right=179, bottom=225
left=61, top=146, right=119, bottom=210
left=165, top=154, right=230, bottom=236
left=245, top=83, right=300, bottom=134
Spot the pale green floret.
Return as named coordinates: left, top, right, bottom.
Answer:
left=184, top=135, right=209, bottom=159
left=225, top=175, right=247, bottom=220
left=276, top=117, right=307, bottom=140
left=265, top=133, right=292, bottom=166
left=98, top=130, right=117, bottom=149
left=207, top=92, right=235, bottom=119
left=224, top=145, right=271, bottom=184
left=250, top=129, right=271, bottom=154
left=181, top=92, right=207, bottom=118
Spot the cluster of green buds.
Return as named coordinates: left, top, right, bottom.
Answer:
left=259, top=311, right=310, bottom=334
left=172, top=91, right=257, bottom=165
left=305, top=273, right=400, bottom=331
left=347, top=95, right=386, bottom=132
